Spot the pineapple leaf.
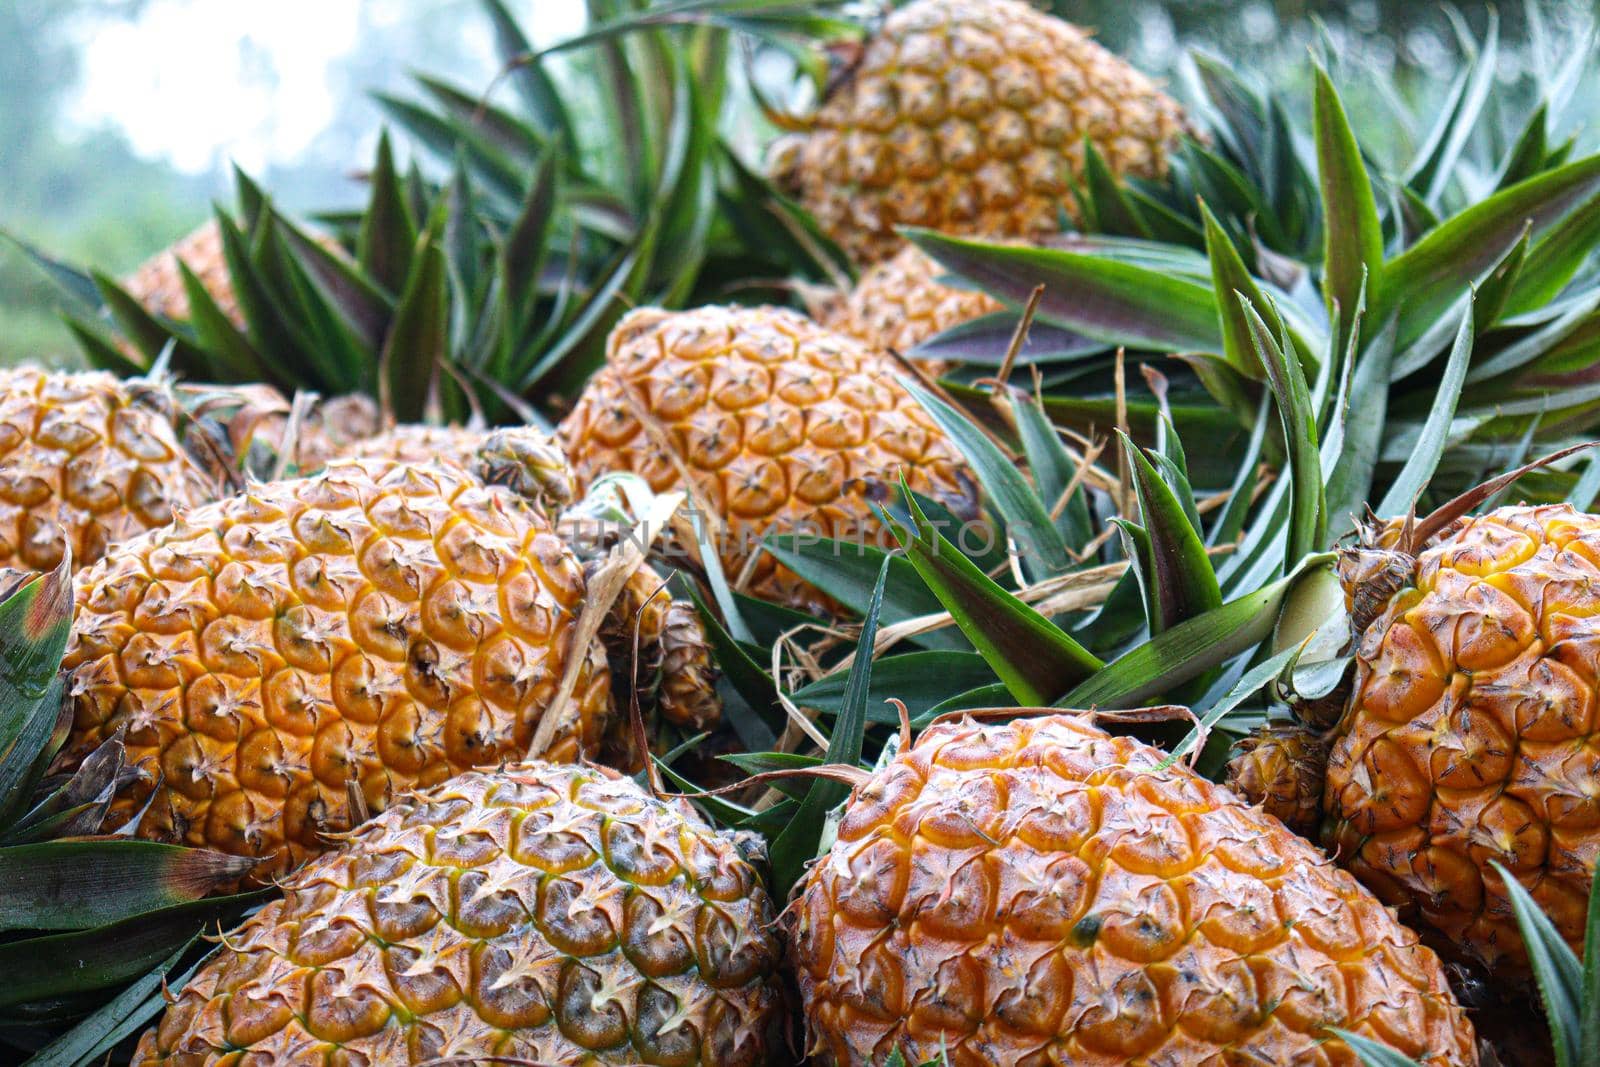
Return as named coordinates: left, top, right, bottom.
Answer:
left=900, top=377, right=1070, bottom=578
left=1118, top=432, right=1221, bottom=635
left=1245, top=301, right=1326, bottom=564
left=1312, top=63, right=1383, bottom=348
left=791, top=651, right=996, bottom=727
left=176, top=262, right=272, bottom=383
left=1009, top=388, right=1094, bottom=551
left=380, top=223, right=450, bottom=423
left=20, top=941, right=197, bottom=1067
left=678, top=585, right=780, bottom=751
left=905, top=230, right=1223, bottom=354
left=89, top=272, right=205, bottom=371
left=1328, top=1029, right=1425, bottom=1067
left=891, top=487, right=1103, bottom=705
left=0, top=561, right=72, bottom=762
left=478, top=0, right=578, bottom=160
left=1402, top=9, right=1497, bottom=209
left=1062, top=555, right=1332, bottom=710
left=761, top=536, right=964, bottom=649
left=272, top=211, right=392, bottom=349
left=0, top=842, right=255, bottom=932
left=0, top=228, right=103, bottom=310
left=1325, top=309, right=1392, bottom=537
left=768, top=556, right=890, bottom=895
left=1201, top=199, right=1270, bottom=380
left=61, top=316, right=147, bottom=377
left=1376, top=301, right=1474, bottom=517
left=1494, top=859, right=1583, bottom=1067
left=1569, top=452, right=1600, bottom=511
left=1581, top=858, right=1600, bottom=1064
left=357, top=130, right=418, bottom=295
left=910, top=313, right=1104, bottom=368
left=1078, top=138, right=1151, bottom=238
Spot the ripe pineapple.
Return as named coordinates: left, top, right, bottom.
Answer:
left=338, top=422, right=487, bottom=470
left=1325, top=503, right=1600, bottom=972
left=132, top=762, right=789, bottom=1065
left=1224, top=721, right=1329, bottom=836
left=793, top=713, right=1476, bottom=1066
left=60, top=434, right=614, bottom=883
left=0, top=366, right=218, bottom=574
left=123, top=219, right=243, bottom=326
left=820, top=243, right=1002, bottom=360
left=558, top=305, right=978, bottom=613
left=770, top=0, right=1186, bottom=265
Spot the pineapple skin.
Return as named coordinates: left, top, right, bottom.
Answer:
left=0, top=367, right=216, bottom=574
left=1225, top=722, right=1331, bottom=836
left=774, top=0, right=1186, bottom=265
left=822, top=244, right=1002, bottom=359
left=132, top=763, right=789, bottom=1065
left=61, top=458, right=613, bottom=883
left=793, top=714, right=1476, bottom=1066
left=1327, top=503, right=1600, bottom=971
left=338, top=423, right=487, bottom=470
left=558, top=305, right=978, bottom=614
left=123, top=219, right=242, bottom=325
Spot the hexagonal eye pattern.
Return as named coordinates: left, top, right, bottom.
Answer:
left=131, top=765, right=788, bottom=1066
left=61, top=460, right=615, bottom=883
left=1328, top=503, right=1600, bottom=971
left=794, top=715, right=1476, bottom=1066
left=559, top=305, right=979, bottom=615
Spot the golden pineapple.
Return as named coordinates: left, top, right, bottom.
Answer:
left=602, top=563, right=721, bottom=733
left=123, top=219, right=244, bottom=326
left=770, top=0, right=1186, bottom=264
left=338, top=423, right=487, bottom=470
left=133, top=762, right=789, bottom=1065
left=793, top=713, right=1476, bottom=1066
left=60, top=439, right=614, bottom=883
left=821, top=243, right=1002, bottom=359
left=558, top=305, right=978, bottom=613
left=1325, top=503, right=1600, bottom=971
left=1225, top=721, right=1329, bottom=836
left=0, top=367, right=217, bottom=573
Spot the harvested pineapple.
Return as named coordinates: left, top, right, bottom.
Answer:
left=60, top=429, right=623, bottom=883
left=132, top=763, right=789, bottom=1065
left=819, top=243, right=1003, bottom=360
left=122, top=219, right=244, bottom=327
left=769, top=0, right=1186, bottom=264
left=558, top=305, right=978, bottom=613
left=0, top=366, right=218, bottom=574
left=793, top=713, right=1477, bottom=1066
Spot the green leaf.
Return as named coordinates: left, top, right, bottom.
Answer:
left=1119, top=433, right=1221, bottom=634
left=1403, top=10, right=1497, bottom=207
left=762, top=536, right=965, bottom=650
left=1495, top=860, right=1582, bottom=1067
left=1377, top=302, right=1474, bottom=517
left=900, top=378, right=1070, bottom=578
left=0, top=842, right=256, bottom=932
left=1313, top=64, right=1383, bottom=345
left=63, top=317, right=147, bottom=377
left=770, top=556, right=890, bottom=895
left=0, top=894, right=258, bottom=1009
left=380, top=226, right=449, bottom=423
left=1062, top=560, right=1326, bottom=709
left=791, top=651, right=996, bottom=726
left=357, top=130, right=418, bottom=295
left=176, top=263, right=270, bottom=383
left=1570, top=452, right=1600, bottom=511
left=1325, top=310, right=1391, bottom=537
left=1328, top=1029, right=1426, bottom=1067
left=272, top=211, right=392, bottom=351
left=478, top=0, right=578, bottom=160
left=21, top=942, right=197, bottom=1067
left=1385, top=153, right=1600, bottom=353
left=894, top=489, right=1103, bottom=705
left=89, top=272, right=205, bottom=371
left=1580, top=859, right=1600, bottom=1065
left=907, top=230, right=1222, bottom=353
left=1010, top=389, right=1093, bottom=551
left=1079, top=138, right=1152, bottom=238
left=1201, top=200, right=1270, bottom=380
left=1246, top=302, right=1326, bottom=563
left=679, top=585, right=780, bottom=751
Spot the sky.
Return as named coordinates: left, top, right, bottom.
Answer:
left=69, top=0, right=590, bottom=175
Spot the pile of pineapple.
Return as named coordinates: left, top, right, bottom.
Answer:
left=9, top=1, right=1600, bottom=1064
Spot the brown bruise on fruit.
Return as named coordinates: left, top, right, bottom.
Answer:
left=559, top=305, right=978, bottom=614
left=60, top=459, right=613, bottom=883
left=132, top=764, right=788, bottom=1066
left=0, top=368, right=217, bottom=574
left=1327, top=503, right=1600, bottom=972
left=776, top=0, right=1186, bottom=265
left=794, top=714, right=1476, bottom=1067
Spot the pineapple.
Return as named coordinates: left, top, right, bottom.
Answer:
left=337, top=423, right=487, bottom=470
left=769, top=0, right=1186, bottom=265
left=0, top=366, right=218, bottom=574
left=1224, top=721, right=1329, bottom=836
left=819, top=243, right=1002, bottom=361
left=792, top=713, right=1477, bottom=1066
left=558, top=305, right=978, bottom=613
left=122, top=220, right=243, bottom=326
left=1324, top=503, right=1600, bottom=972
left=59, top=432, right=615, bottom=883
left=131, top=762, right=789, bottom=1065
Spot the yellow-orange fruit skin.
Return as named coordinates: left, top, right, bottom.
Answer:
left=777, top=0, right=1185, bottom=265
left=794, top=714, right=1477, bottom=1067
left=123, top=220, right=242, bottom=325
left=0, top=367, right=216, bottom=574
left=558, top=305, right=977, bottom=613
left=61, top=459, right=612, bottom=884
left=825, top=245, right=1003, bottom=356
left=1326, top=503, right=1600, bottom=972
left=132, top=763, right=789, bottom=1066
left=337, top=423, right=487, bottom=470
